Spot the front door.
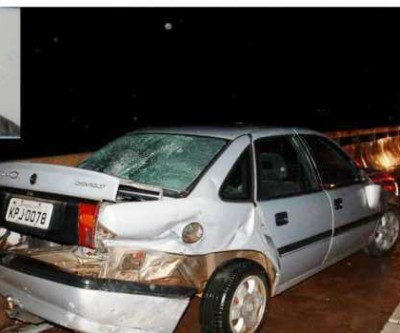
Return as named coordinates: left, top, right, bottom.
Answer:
left=254, top=134, right=332, bottom=286
left=300, top=134, right=378, bottom=263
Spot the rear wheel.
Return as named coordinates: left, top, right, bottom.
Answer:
left=200, top=259, right=269, bottom=333
left=365, top=209, right=400, bottom=256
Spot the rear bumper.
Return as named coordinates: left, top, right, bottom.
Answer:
left=0, top=252, right=195, bottom=333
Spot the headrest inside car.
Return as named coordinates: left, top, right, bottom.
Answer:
left=260, top=153, right=288, bottom=181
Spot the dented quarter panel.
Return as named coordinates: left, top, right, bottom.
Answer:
left=99, top=135, right=281, bottom=290
left=101, top=198, right=261, bottom=255
left=100, top=200, right=281, bottom=291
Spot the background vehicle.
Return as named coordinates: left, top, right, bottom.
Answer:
left=0, top=127, right=398, bottom=333
left=340, top=136, right=400, bottom=197
left=368, top=168, right=399, bottom=196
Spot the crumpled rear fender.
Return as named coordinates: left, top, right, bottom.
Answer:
left=99, top=197, right=281, bottom=293
left=98, top=134, right=282, bottom=292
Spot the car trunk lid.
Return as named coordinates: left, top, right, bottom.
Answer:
left=0, top=162, right=121, bottom=202
left=0, top=162, right=163, bottom=247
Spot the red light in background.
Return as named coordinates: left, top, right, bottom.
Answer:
left=370, top=171, right=399, bottom=196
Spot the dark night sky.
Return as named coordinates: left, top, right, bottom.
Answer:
left=2, top=8, right=400, bottom=159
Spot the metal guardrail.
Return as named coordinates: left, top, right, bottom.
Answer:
left=326, top=126, right=400, bottom=171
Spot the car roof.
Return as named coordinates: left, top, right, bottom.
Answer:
left=134, top=126, right=323, bottom=140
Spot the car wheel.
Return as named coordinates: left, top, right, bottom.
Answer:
left=200, top=259, right=269, bottom=333
left=365, top=209, right=400, bottom=257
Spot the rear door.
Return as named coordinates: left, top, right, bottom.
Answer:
left=254, top=134, right=332, bottom=286
left=300, top=134, right=378, bottom=263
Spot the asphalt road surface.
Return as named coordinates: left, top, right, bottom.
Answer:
left=1, top=244, right=400, bottom=333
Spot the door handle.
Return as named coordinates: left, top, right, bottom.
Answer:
left=334, top=198, right=343, bottom=210
left=275, top=212, right=289, bottom=226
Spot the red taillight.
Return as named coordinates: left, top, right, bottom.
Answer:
left=78, top=202, right=99, bottom=248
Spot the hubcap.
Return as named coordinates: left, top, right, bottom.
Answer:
left=374, top=211, right=400, bottom=251
left=229, top=275, right=267, bottom=333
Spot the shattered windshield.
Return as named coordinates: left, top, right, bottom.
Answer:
left=79, top=133, right=227, bottom=193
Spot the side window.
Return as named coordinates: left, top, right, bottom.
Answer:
left=302, top=135, right=362, bottom=189
left=220, top=147, right=252, bottom=201
left=255, top=136, right=319, bottom=201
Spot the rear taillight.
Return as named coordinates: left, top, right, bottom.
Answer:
left=78, top=202, right=99, bottom=248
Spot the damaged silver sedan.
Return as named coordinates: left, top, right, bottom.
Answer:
left=0, top=127, right=398, bottom=333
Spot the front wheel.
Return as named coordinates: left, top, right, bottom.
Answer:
left=365, top=209, right=400, bottom=257
left=200, top=259, right=269, bottom=333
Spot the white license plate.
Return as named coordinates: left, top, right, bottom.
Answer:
left=5, top=198, right=53, bottom=230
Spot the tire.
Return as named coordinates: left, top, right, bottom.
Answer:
left=200, top=259, right=269, bottom=333
left=364, top=208, right=400, bottom=257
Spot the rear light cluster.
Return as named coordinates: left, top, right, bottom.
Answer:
left=78, top=202, right=99, bottom=248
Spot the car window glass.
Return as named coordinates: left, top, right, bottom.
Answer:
left=220, top=147, right=252, bottom=201
left=302, top=135, right=361, bottom=189
left=256, top=136, right=319, bottom=200
left=79, top=133, right=227, bottom=193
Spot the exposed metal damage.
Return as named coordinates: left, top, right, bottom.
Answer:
left=0, top=232, right=276, bottom=295
left=0, top=230, right=277, bottom=333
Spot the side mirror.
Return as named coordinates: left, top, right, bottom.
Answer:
left=364, top=184, right=381, bottom=210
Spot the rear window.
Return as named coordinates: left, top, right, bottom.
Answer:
left=79, top=133, right=227, bottom=193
